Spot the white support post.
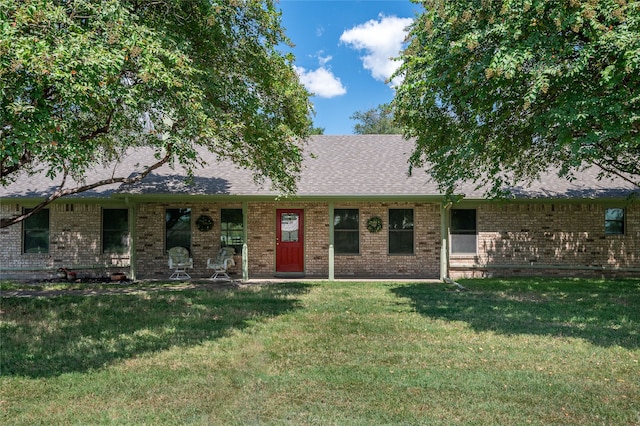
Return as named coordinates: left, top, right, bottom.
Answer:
left=329, top=244, right=335, bottom=281
left=242, top=201, right=248, bottom=281
left=242, top=243, right=248, bottom=282
left=440, top=203, right=450, bottom=281
left=126, top=198, right=137, bottom=281
left=328, top=202, right=335, bottom=281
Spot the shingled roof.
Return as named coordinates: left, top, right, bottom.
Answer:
left=1, top=135, right=637, bottom=200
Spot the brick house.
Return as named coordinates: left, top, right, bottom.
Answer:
left=1, top=135, right=638, bottom=280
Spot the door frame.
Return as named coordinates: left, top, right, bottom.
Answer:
left=275, top=208, right=305, bottom=275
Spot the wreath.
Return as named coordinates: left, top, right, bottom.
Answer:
left=366, top=216, right=383, bottom=233
left=196, top=215, right=214, bottom=232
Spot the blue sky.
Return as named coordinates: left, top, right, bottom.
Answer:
left=277, top=0, right=421, bottom=134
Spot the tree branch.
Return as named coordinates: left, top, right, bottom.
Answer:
left=1, top=150, right=33, bottom=180
left=0, top=146, right=173, bottom=229
left=80, top=108, right=115, bottom=141
left=591, top=159, right=640, bottom=189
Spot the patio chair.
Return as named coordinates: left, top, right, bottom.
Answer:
left=168, top=246, right=193, bottom=280
left=207, top=247, right=236, bottom=281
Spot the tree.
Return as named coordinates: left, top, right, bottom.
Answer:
left=0, top=0, right=312, bottom=227
left=393, top=0, right=640, bottom=196
left=310, top=126, right=325, bottom=135
left=350, top=103, right=402, bottom=135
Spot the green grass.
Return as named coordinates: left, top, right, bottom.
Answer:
left=0, top=280, right=192, bottom=292
left=1, top=278, right=639, bottom=425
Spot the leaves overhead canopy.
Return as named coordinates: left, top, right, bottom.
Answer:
left=393, top=0, right=640, bottom=196
left=1, top=0, right=312, bottom=223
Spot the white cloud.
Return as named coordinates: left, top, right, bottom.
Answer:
left=295, top=66, right=347, bottom=98
left=317, top=54, right=332, bottom=66
left=340, top=14, right=413, bottom=87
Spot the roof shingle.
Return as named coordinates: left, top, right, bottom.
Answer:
left=1, top=135, right=637, bottom=200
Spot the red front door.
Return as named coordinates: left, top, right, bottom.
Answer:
left=276, top=209, right=304, bottom=273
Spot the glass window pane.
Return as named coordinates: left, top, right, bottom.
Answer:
left=605, top=208, right=624, bottom=235
left=389, top=209, right=414, bottom=254
left=451, top=209, right=477, bottom=254
left=451, top=234, right=477, bottom=254
left=334, top=209, right=359, bottom=229
left=389, top=230, right=414, bottom=254
left=166, top=208, right=191, bottom=252
left=103, top=209, right=129, bottom=253
left=451, top=209, right=476, bottom=233
left=221, top=208, right=243, bottom=225
left=26, top=210, right=49, bottom=228
left=221, top=208, right=244, bottom=253
left=23, top=209, right=50, bottom=253
left=335, top=209, right=359, bottom=254
left=605, top=221, right=624, bottom=235
left=389, top=209, right=414, bottom=230
left=335, top=231, right=359, bottom=254
left=281, top=213, right=299, bottom=242
left=605, top=208, right=624, bottom=221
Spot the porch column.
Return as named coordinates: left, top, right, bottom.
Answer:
left=440, top=202, right=450, bottom=281
left=126, top=198, right=137, bottom=281
left=328, top=202, right=335, bottom=281
left=242, top=201, right=249, bottom=281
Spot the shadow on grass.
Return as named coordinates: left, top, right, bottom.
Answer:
left=391, top=278, right=640, bottom=349
left=0, top=282, right=312, bottom=378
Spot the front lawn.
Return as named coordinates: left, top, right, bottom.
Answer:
left=1, top=278, right=638, bottom=425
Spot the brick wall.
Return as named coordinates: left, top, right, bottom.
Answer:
left=4, top=199, right=637, bottom=281
left=449, top=202, right=640, bottom=278
left=243, top=201, right=440, bottom=278
left=332, top=202, right=441, bottom=278
left=244, top=201, right=329, bottom=277
left=133, top=200, right=441, bottom=279
left=134, top=202, right=243, bottom=279
left=0, top=202, right=130, bottom=280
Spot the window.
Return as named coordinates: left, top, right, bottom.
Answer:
left=221, top=208, right=244, bottom=253
left=605, top=208, right=625, bottom=235
left=166, top=208, right=191, bottom=252
left=103, top=209, right=129, bottom=253
left=450, top=209, right=477, bottom=255
left=389, top=209, right=414, bottom=254
left=23, top=208, right=50, bottom=253
left=334, top=209, right=359, bottom=254
left=281, top=213, right=300, bottom=242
